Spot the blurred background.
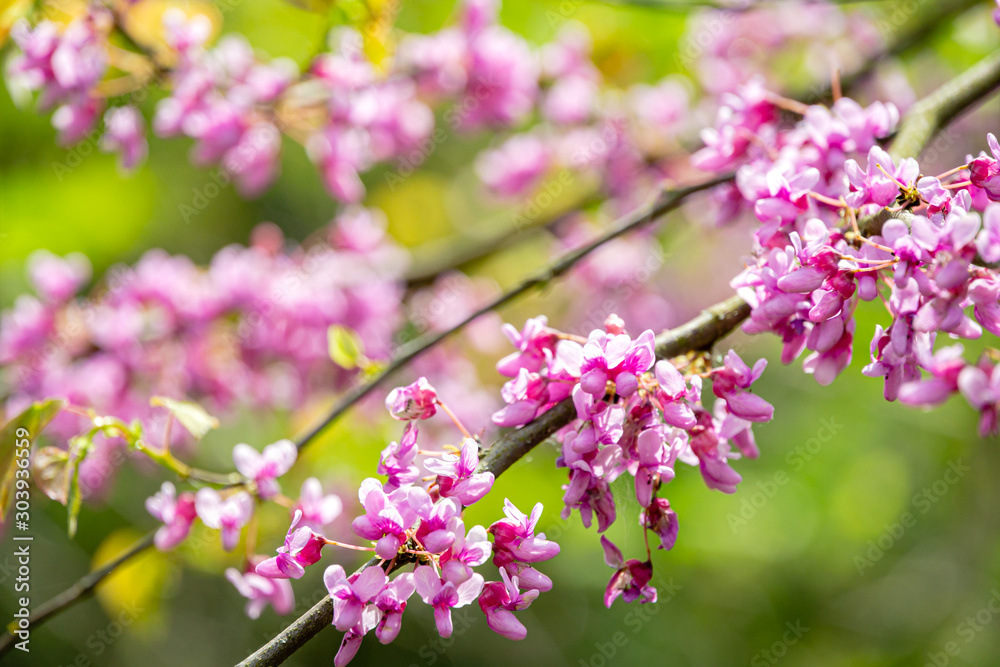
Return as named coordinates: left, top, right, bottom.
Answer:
left=2, top=0, right=999, bottom=666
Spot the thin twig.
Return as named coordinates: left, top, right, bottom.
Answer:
left=292, top=172, right=734, bottom=452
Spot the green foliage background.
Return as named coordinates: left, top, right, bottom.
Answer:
left=1, top=1, right=998, bottom=666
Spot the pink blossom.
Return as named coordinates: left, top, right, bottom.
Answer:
left=26, top=250, right=91, bottom=303
left=844, top=146, right=918, bottom=208
left=561, top=468, right=617, bottom=531
left=633, top=428, right=680, bottom=508
left=641, top=497, right=679, bottom=551
left=413, top=565, right=484, bottom=638
left=424, top=438, right=495, bottom=506
left=976, top=204, right=1000, bottom=264
left=439, top=521, right=493, bottom=584
left=710, top=350, right=774, bottom=422
left=226, top=563, right=294, bottom=619
left=492, top=369, right=549, bottom=427
left=145, top=482, right=197, bottom=551
left=490, top=499, right=560, bottom=565
left=52, top=97, right=103, bottom=145
left=478, top=568, right=539, bottom=640
left=294, top=478, right=343, bottom=532
left=256, top=510, right=327, bottom=579
left=958, top=361, right=1000, bottom=437
left=496, top=316, right=557, bottom=377
left=194, top=489, right=254, bottom=551
left=688, top=409, right=742, bottom=494
left=969, top=133, right=1000, bottom=201
left=653, top=360, right=696, bottom=429
left=414, top=498, right=463, bottom=553
left=476, top=134, right=549, bottom=197
left=232, top=439, right=297, bottom=499
left=223, top=122, right=282, bottom=198
left=334, top=605, right=380, bottom=667
left=385, top=377, right=438, bottom=420
left=352, top=479, right=432, bottom=560
left=579, top=329, right=656, bottom=398
left=325, top=564, right=388, bottom=632
left=377, top=422, right=421, bottom=490
left=600, top=536, right=656, bottom=608
left=373, top=573, right=416, bottom=644
left=101, top=105, right=147, bottom=172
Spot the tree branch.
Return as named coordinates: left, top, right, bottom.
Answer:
left=0, top=532, right=156, bottom=658
left=889, top=49, right=1000, bottom=163
left=236, top=294, right=752, bottom=667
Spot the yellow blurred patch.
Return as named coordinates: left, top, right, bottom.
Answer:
left=370, top=172, right=453, bottom=247
left=0, top=0, right=32, bottom=47
left=122, top=0, right=222, bottom=66
left=93, top=528, right=177, bottom=634
left=40, top=0, right=89, bottom=24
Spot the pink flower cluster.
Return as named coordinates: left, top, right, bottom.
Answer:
left=0, top=210, right=405, bottom=493
left=154, top=11, right=297, bottom=195
left=681, top=2, right=884, bottom=98
left=493, top=315, right=773, bottom=604
left=708, top=80, right=1000, bottom=436
left=7, top=8, right=110, bottom=145
left=5, top=0, right=896, bottom=218
left=228, top=377, right=560, bottom=665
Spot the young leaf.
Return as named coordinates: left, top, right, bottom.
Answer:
left=67, top=435, right=93, bottom=538
left=33, top=447, right=72, bottom=505
left=0, top=399, right=65, bottom=520
left=328, top=325, right=366, bottom=370
left=150, top=396, right=220, bottom=441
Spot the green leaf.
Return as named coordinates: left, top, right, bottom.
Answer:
left=328, top=325, right=366, bottom=370
left=0, top=399, right=64, bottom=521
left=66, top=435, right=93, bottom=538
left=150, top=396, right=220, bottom=441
